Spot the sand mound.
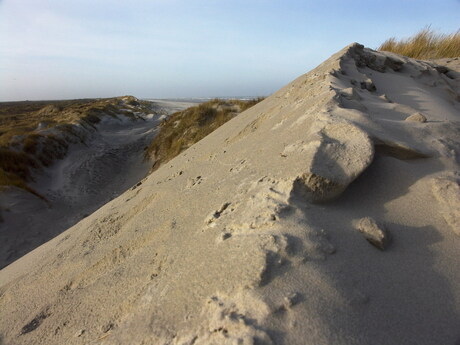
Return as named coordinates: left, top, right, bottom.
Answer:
left=1, top=44, right=459, bottom=345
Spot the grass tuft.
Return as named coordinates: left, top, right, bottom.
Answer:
left=378, top=27, right=460, bottom=59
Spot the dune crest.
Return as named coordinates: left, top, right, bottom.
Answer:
left=1, top=43, right=459, bottom=345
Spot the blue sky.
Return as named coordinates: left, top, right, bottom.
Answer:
left=0, top=0, right=459, bottom=101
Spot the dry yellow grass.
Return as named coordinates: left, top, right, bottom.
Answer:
left=378, top=27, right=460, bottom=59
left=145, top=98, right=264, bottom=170
left=0, top=96, right=147, bottom=145
left=0, top=96, right=151, bottom=193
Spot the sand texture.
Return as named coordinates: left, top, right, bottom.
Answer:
left=1, top=44, right=459, bottom=345
left=0, top=100, right=194, bottom=268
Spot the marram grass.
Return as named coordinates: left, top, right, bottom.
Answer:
left=378, top=27, right=460, bottom=59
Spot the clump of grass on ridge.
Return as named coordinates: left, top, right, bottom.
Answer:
left=378, top=27, right=460, bottom=59
left=145, top=98, right=264, bottom=171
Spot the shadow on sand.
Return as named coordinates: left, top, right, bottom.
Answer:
left=292, top=153, right=460, bottom=344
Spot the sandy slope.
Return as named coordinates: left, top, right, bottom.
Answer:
left=0, top=101, right=194, bottom=268
left=0, top=44, right=459, bottom=345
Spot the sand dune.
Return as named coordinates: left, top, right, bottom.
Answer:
left=0, top=44, right=459, bottom=345
left=0, top=100, right=194, bottom=268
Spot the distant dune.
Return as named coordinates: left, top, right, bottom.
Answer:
left=0, top=96, right=161, bottom=267
left=0, top=96, right=151, bottom=193
left=1, top=44, right=459, bottom=345
left=0, top=97, right=261, bottom=268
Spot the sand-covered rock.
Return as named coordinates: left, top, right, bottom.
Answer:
left=355, top=217, right=391, bottom=250
left=405, top=112, right=427, bottom=122
left=431, top=175, right=460, bottom=236
left=292, top=121, right=374, bottom=203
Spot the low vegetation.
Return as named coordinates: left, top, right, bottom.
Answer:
left=0, top=96, right=151, bottom=194
left=378, top=27, right=460, bottom=59
left=145, top=98, right=264, bottom=170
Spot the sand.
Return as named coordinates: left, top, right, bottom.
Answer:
left=0, top=100, right=194, bottom=268
left=0, top=44, right=459, bottom=345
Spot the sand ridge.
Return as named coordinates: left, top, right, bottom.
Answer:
left=0, top=44, right=459, bottom=345
left=0, top=100, right=195, bottom=268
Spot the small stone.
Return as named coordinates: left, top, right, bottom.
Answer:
left=360, top=80, right=376, bottom=92
left=405, top=112, right=427, bottom=123
left=74, top=329, right=85, bottom=337
left=222, top=232, right=232, bottom=240
left=355, top=217, right=391, bottom=250
left=101, top=322, right=115, bottom=333
left=284, top=292, right=300, bottom=308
